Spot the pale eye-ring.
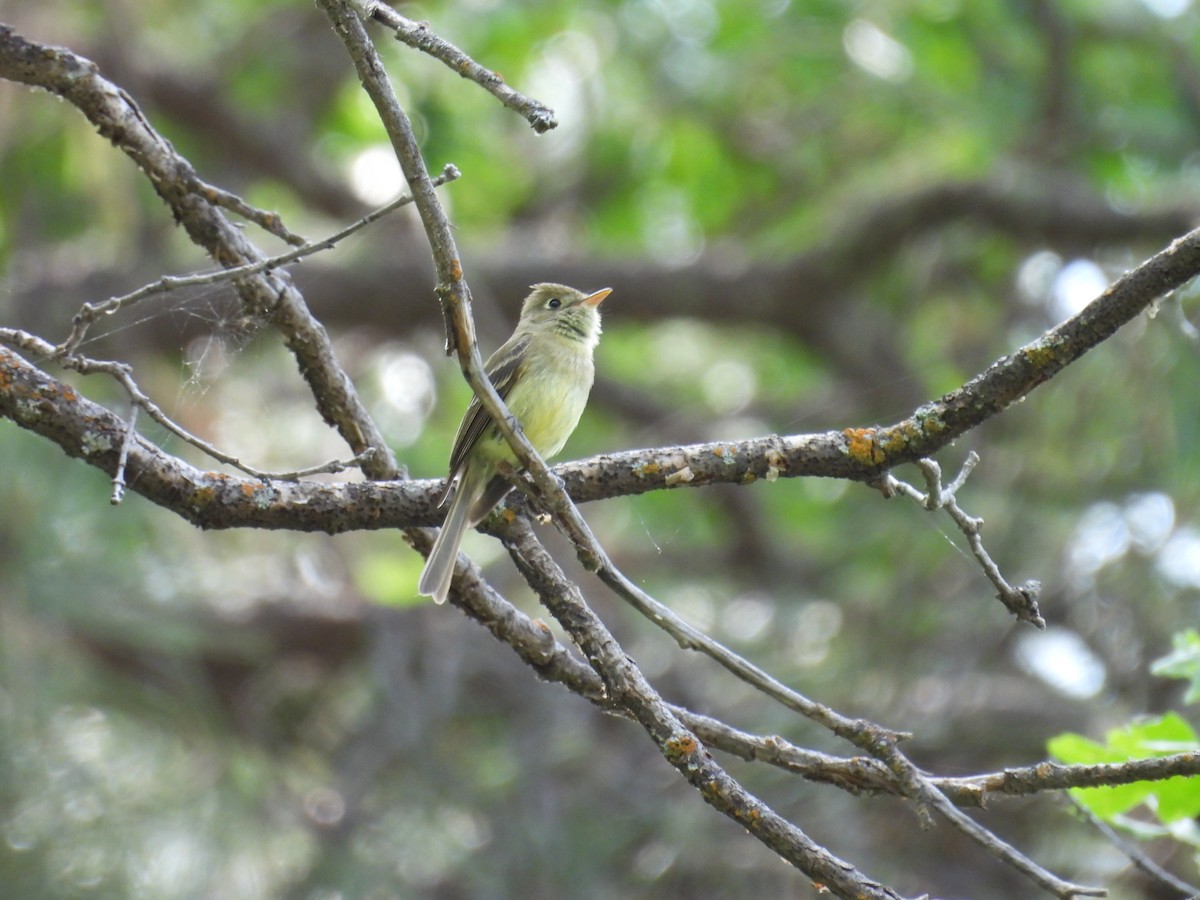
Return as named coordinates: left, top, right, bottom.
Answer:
left=546, top=298, right=562, bottom=309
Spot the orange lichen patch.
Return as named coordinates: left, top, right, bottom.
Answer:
left=240, top=483, right=258, bottom=496
left=726, top=804, right=763, bottom=825
left=913, top=405, right=948, bottom=435
left=699, top=779, right=722, bottom=801
left=664, top=735, right=699, bottom=760
left=878, top=420, right=921, bottom=452
left=449, top=258, right=463, bottom=281
left=500, top=507, right=518, bottom=523
left=634, top=461, right=662, bottom=478
left=843, top=427, right=886, bottom=465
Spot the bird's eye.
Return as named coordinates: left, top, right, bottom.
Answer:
left=547, top=298, right=561, bottom=309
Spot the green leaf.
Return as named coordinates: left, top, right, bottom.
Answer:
left=1046, top=732, right=1119, bottom=766
left=1151, top=629, right=1200, bottom=704
left=1049, top=713, right=1200, bottom=822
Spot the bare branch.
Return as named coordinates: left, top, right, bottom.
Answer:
left=0, top=24, right=398, bottom=479
left=58, top=164, right=460, bottom=356
left=501, top=517, right=907, bottom=899
left=943, top=752, right=1200, bottom=800
left=6, top=224, right=1200, bottom=528
left=365, top=1, right=557, bottom=133
left=315, top=0, right=592, bottom=594
left=314, top=8, right=905, bottom=894
left=688, top=718, right=1200, bottom=808
left=192, top=177, right=308, bottom=246
left=1, top=332, right=375, bottom=481
left=930, top=793, right=1105, bottom=898
left=1066, top=794, right=1200, bottom=898
left=507, top=476, right=911, bottom=740
left=110, top=404, right=138, bottom=505
left=499, top=479, right=1101, bottom=895
left=883, top=455, right=1044, bottom=626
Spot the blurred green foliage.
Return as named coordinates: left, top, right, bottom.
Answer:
left=1152, top=629, right=1200, bottom=704
left=1050, top=712, right=1200, bottom=829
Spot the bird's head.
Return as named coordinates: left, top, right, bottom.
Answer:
left=517, top=283, right=611, bottom=346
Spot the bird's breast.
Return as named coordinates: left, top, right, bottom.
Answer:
left=505, top=339, right=595, bottom=459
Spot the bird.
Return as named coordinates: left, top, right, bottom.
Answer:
left=418, top=283, right=612, bottom=604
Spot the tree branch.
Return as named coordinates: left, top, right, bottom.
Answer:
left=501, top=517, right=905, bottom=898
left=1066, top=794, right=1200, bottom=898
left=57, top=164, right=460, bottom=356
left=6, top=189, right=1200, bottom=530
left=366, top=1, right=557, bottom=133
left=315, top=0, right=609, bottom=605
left=882, top=454, right=1044, bottom=626
left=4, top=13, right=1198, bottom=897
left=0, top=24, right=399, bottom=480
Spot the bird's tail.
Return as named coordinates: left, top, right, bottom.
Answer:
left=418, top=473, right=477, bottom=604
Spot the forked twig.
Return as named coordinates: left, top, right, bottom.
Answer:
left=882, top=453, right=1045, bottom=626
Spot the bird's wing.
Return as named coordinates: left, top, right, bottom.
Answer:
left=440, top=334, right=531, bottom=491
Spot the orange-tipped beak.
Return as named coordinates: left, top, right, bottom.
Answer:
left=583, top=287, right=612, bottom=307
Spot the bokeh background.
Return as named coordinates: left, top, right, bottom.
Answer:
left=2, top=0, right=1200, bottom=896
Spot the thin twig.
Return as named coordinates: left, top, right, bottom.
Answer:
left=884, top=455, right=1044, bottom=625
left=57, top=164, right=460, bottom=356
left=926, top=787, right=1105, bottom=897
left=510, top=478, right=911, bottom=740
left=940, top=751, right=1200, bottom=802
left=262, top=448, right=382, bottom=480
left=496, top=477, right=1099, bottom=895
left=110, top=404, right=139, bottom=504
left=687, top=721, right=1200, bottom=808
left=0, top=25, right=399, bottom=479
left=502, top=517, right=905, bottom=898
left=318, top=0, right=567, bottom=521
left=1066, top=794, right=1200, bottom=898
left=366, top=2, right=557, bottom=133
left=2, top=328, right=379, bottom=481
left=192, top=177, right=308, bottom=246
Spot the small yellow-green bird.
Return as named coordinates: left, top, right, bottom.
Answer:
left=419, top=283, right=612, bottom=604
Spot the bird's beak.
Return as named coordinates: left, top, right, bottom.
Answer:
left=583, top=287, right=612, bottom=307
